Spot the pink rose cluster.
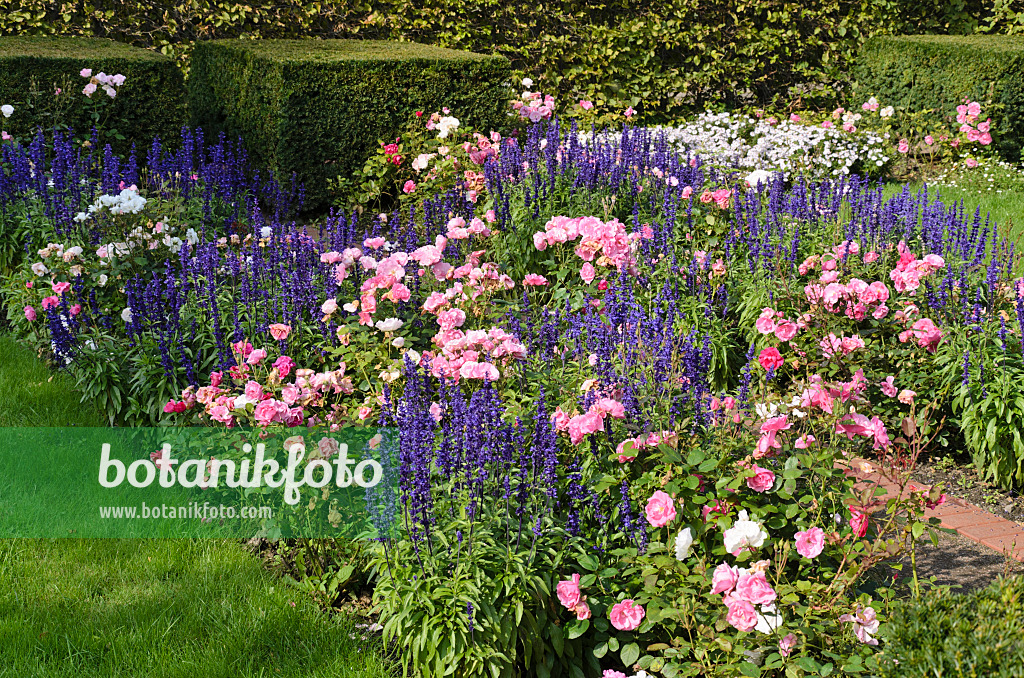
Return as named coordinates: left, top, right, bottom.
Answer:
left=710, top=561, right=778, bottom=632
left=698, top=188, right=733, bottom=209
left=614, top=430, right=676, bottom=462
left=798, top=370, right=869, bottom=415
left=552, top=397, right=626, bottom=445
left=427, top=323, right=526, bottom=383
left=889, top=240, right=946, bottom=294
left=80, top=69, right=125, bottom=98
left=819, top=332, right=865, bottom=358
left=956, top=100, right=992, bottom=146
left=755, top=307, right=800, bottom=342
left=897, top=317, right=944, bottom=353
left=512, top=90, right=555, bottom=122
left=836, top=412, right=891, bottom=450
left=555, top=574, right=591, bottom=620
left=166, top=340, right=356, bottom=428
left=532, top=215, right=639, bottom=273
left=444, top=215, right=491, bottom=241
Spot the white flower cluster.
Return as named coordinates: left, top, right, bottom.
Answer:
left=436, top=116, right=460, bottom=139
left=587, top=111, right=891, bottom=180
left=75, top=187, right=148, bottom=222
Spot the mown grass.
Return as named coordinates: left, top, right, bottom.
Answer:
left=0, top=334, right=391, bottom=677
left=883, top=181, right=1024, bottom=249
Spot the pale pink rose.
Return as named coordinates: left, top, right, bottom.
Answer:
left=779, top=633, right=797, bottom=657
left=281, top=385, right=300, bottom=405
left=609, top=599, right=645, bottom=631
left=254, top=399, right=283, bottom=425
left=523, top=273, right=548, bottom=286
left=246, top=348, right=267, bottom=365
left=358, top=406, right=372, bottom=420
left=735, top=572, right=777, bottom=605
left=645, top=490, right=677, bottom=527
left=269, top=323, right=291, bottom=340
left=840, top=605, right=880, bottom=645
left=746, top=465, right=775, bottom=493
left=898, top=389, right=916, bottom=404
left=244, top=380, right=263, bottom=401
left=556, top=573, right=582, bottom=609
left=725, top=598, right=758, bottom=632
left=795, top=526, right=825, bottom=558
left=755, top=308, right=777, bottom=334
left=24, top=305, right=36, bottom=321
left=574, top=601, right=591, bottom=620
left=603, top=672, right=627, bottom=678
left=794, top=434, right=815, bottom=449
left=208, top=404, right=233, bottom=425
left=774, top=321, right=798, bottom=342
left=580, top=262, right=596, bottom=283
left=429, top=402, right=443, bottom=422
left=880, top=376, right=897, bottom=397
left=711, top=562, right=739, bottom=594
left=864, top=250, right=879, bottom=263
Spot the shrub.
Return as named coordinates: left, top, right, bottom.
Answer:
left=878, top=576, right=1024, bottom=677
left=0, top=35, right=185, bottom=153
left=853, top=35, right=1024, bottom=161
left=187, top=38, right=511, bottom=210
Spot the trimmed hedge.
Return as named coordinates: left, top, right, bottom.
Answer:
left=854, top=35, right=1024, bottom=160
left=878, top=575, right=1024, bottom=677
left=0, top=36, right=186, bottom=153
left=188, top=39, right=511, bottom=210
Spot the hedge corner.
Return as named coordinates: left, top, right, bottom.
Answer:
left=854, top=35, right=1024, bottom=161
left=0, top=35, right=186, bottom=155
left=187, top=38, right=512, bottom=211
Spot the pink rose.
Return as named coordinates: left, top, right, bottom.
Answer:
left=758, top=347, right=784, bottom=371
left=556, top=573, right=582, bottom=609
left=358, top=406, right=372, bottom=420
left=645, top=490, right=677, bottom=527
left=269, top=323, right=291, bottom=340
left=523, top=274, right=548, bottom=286
left=898, top=389, right=916, bottom=404
left=609, top=599, right=645, bottom=631
left=603, top=672, right=627, bottom=678
left=850, top=510, right=869, bottom=537
left=779, top=633, right=797, bottom=657
left=273, top=355, right=295, bottom=378
left=246, top=348, right=267, bottom=365
left=23, top=305, right=36, bottom=321
left=253, top=399, right=284, bottom=426
left=580, top=262, right=596, bottom=284
left=735, top=572, right=777, bottom=605
left=711, top=562, right=739, bottom=594
left=574, top=601, right=591, bottom=620
left=402, top=180, right=416, bottom=194
left=795, top=526, right=825, bottom=558
left=774, top=321, right=798, bottom=342
left=746, top=464, right=775, bottom=493
left=244, top=380, right=263, bottom=401
left=725, top=598, right=758, bottom=632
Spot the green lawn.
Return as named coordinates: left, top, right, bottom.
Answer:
left=884, top=181, right=1024, bottom=249
left=0, top=335, right=391, bottom=677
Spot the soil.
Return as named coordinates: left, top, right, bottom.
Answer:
left=913, top=456, right=1024, bottom=527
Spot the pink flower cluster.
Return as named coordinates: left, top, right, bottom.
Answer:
left=699, top=188, right=733, bottom=209
left=552, top=398, right=626, bottom=445
left=897, top=317, right=943, bottom=353
left=956, top=100, right=992, bottom=146
left=755, top=307, right=799, bottom=342
left=556, top=574, right=591, bottom=620
left=836, top=412, right=891, bottom=450
left=512, top=91, right=555, bottom=122
left=710, top=561, right=777, bottom=632
left=614, top=430, right=676, bottom=462
left=427, top=324, right=526, bottom=382
left=755, top=415, right=791, bottom=458
left=532, top=215, right=638, bottom=272
left=80, top=69, right=125, bottom=98
left=889, top=240, right=945, bottom=294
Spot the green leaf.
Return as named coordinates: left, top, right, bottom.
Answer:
left=621, top=642, right=640, bottom=667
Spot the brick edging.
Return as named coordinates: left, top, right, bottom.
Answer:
left=839, top=458, right=1024, bottom=563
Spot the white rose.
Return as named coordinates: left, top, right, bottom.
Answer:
left=674, top=527, right=694, bottom=560
left=185, top=228, right=199, bottom=245
left=321, top=299, right=338, bottom=315
left=405, top=349, right=421, bottom=365
left=31, top=262, right=49, bottom=276
left=97, top=274, right=108, bottom=287
left=121, top=307, right=133, bottom=323
left=0, top=104, right=13, bottom=118
left=521, top=77, right=533, bottom=88
left=74, top=212, right=89, bottom=222
left=755, top=604, right=783, bottom=634
left=745, top=169, right=772, bottom=188
left=723, top=510, right=768, bottom=554
left=392, top=336, right=405, bottom=348
left=260, top=226, right=272, bottom=239
left=879, top=106, right=894, bottom=119
left=375, top=317, right=403, bottom=332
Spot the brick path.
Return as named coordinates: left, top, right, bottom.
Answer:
left=842, top=458, right=1024, bottom=563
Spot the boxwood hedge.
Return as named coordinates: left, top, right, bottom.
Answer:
left=878, top=575, right=1024, bottom=677
left=854, top=35, right=1024, bottom=160
left=0, top=35, right=185, bottom=154
left=188, top=38, right=511, bottom=210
